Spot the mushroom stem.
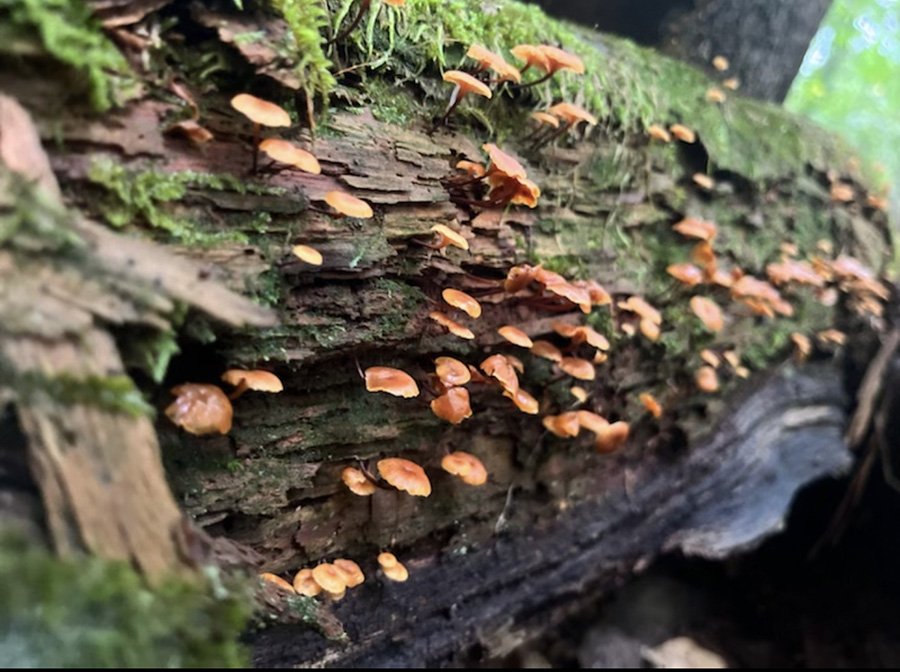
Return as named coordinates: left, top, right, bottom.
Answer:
left=357, top=460, right=392, bottom=490
left=432, top=85, right=464, bottom=131
left=530, top=121, right=574, bottom=151
left=252, top=122, right=260, bottom=173
left=516, top=71, right=554, bottom=89
left=327, top=0, right=371, bottom=45
left=228, top=379, right=249, bottom=401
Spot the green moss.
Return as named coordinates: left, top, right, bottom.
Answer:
left=0, top=0, right=135, bottom=112
left=0, top=170, right=85, bottom=254
left=269, top=0, right=337, bottom=102
left=0, top=533, right=251, bottom=667
left=85, top=160, right=277, bottom=246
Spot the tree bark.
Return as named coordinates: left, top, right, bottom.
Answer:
left=0, top=0, right=891, bottom=665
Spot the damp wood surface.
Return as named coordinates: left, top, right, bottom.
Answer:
left=0, top=0, right=894, bottom=666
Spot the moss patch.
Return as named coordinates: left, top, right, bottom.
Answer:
left=0, top=534, right=251, bottom=667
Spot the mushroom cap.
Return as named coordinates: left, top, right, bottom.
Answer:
left=430, top=224, right=469, bottom=251
left=577, top=410, right=609, bottom=434
left=639, top=318, right=661, bottom=341
left=505, top=264, right=539, bottom=293
left=230, top=93, right=291, bottom=127
left=377, top=551, right=399, bottom=569
left=221, top=369, right=283, bottom=393
left=504, top=353, right=525, bottom=374
left=482, top=143, right=527, bottom=180
left=480, top=353, right=519, bottom=394
left=673, top=217, right=717, bottom=241
left=669, top=123, right=697, bottom=143
left=378, top=457, right=432, bottom=496
left=503, top=386, right=539, bottom=414
left=618, top=296, right=662, bottom=325
left=548, top=102, right=597, bottom=127
left=378, top=553, right=409, bottom=582
left=723, top=77, right=740, bottom=90
left=442, top=70, right=492, bottom=98
left=701, top=349, right=721, bottom=368
left=542, top=412, right=581, bottom=438
left=706, top=88, right=726, bottom=104
left=531, top=340, right=563, bottom=362
left=292, top=244, right=324, bottom=265
left=441, top=451, right=488, bottom=486
left=531, top=111, right=561, bottom=128
left=429, top=311, right=475, bottom=339
left=260, top=572, right=296, bottom=593
left=559, top=357, right=596, bottom=381
left=165, top=383, right=233, bottom=435
left=430, top=387, right=473, bottom=424
left=667, top=263, right=704, bottom=286
left=647, top=124, right=671, bottom=142
left=324, top=191, right=374, bottom=218
left=364, top=366, right=419, bottom=398
left=538, top=45, right=585, bottom=74
left=723, top=351, right=740, bottom=369
left=312, top=563, right=348, bottom=594
left=434, top=356, right=471, bottom=387
left=712, top=55, right=729, bottom=71
left=696, top=366, right=720, bottom=393
left=510, top=44, right=551, bottom=72
left=442, top=288, right=482, bottom=318
left=293, top=569, right=323, bottom=596
left=258, top=139, right=321, bottom=174
left=498, top=325, right=533, bottom=348
left=639, top=392, right=663, bottom=418
left=570, top=386, right=589, bottom=403
left=466, top=45, right=518, bottom=81
left=595, top=421, right=630, bottom=453
left=690, top=296, right=724, bottom=332
left=342, top=467, right=377, bottom=496
left=383, top=0, right=405, bottom=6
left=333, top=559, right=365, bottom=588
left=456, top=160, right=486, bottom=177
left=692, top=173, right=715, bottom=190
left=494, top=61, right=522, bottom=83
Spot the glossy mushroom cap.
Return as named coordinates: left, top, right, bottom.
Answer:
left=431, top=387, right=473, bottom=424
left=429, top=311, right=475, bottom=339
left=669, top=123, right=697, bottom=143
left=441, top=451, right=488, bottom=486
left=258, top=139, right=321, bottom=174
left=377, top=457, right=432, bottom=496
left=548, top=102, right=598, bottom=127
left=498, top=325, right=533, bottom=348
left=442, top=70, right=492, bottom=99
left=260, top=572, right=295, bottom=593
left=230, top=94, right=291, bottom=127
left=511, top=44, right=551, bottom=73
left=434, top=357, right=471, bottom=387
left=165, top=383, right=233, bottom=435
left=482, top=143, right=527, bottom=180
left=378, top=552, right=409, bottom=582
left=312, top=563, right=348, bottom=594
left=442, top=288, right=482, bottom=318
left=342, top=467, right=377, bottom=496
left=430, top=224, right=469, bottom=251
left=364, top=366, right=420, bottom=398
left=503, top=387, right=539, bottom=414
left=639, top=392, right=663, bottom=418
left=292, top=244, right=323, bottom=265
left=221, top=369, right=284, bottom=393
left=333, top=559, right=365, bottom=587
left=559, top=357, right=596, bottom=381
left=690, top=296, right=724, bottom=332
left=293, top=569, right=323, bottom=596
left=324, top=191, right=374, bottom=218
left=538, top=45, right=585, bottom=74
left=696, top=366, right=720, bottom=393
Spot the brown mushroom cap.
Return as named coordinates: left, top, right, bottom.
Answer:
left=429, top=311, right=475, bottom=339
left=531, top=340, right=563, bottom=362
left=258, top=138, right=321, bottom=174
left=430, top=387, right=473, bottom=424
left=434, top=356, right=471, bottom=387
left=430, top=224, right=469, bottom=250
left=673, top=217, right=717, bottom=241
left=364, top=366, right=420, bottom=398
left=292, top=244, right=323, bottom=265
left=333, top=559, right=365, bottom=588
left=595, top=421, right=630, bottom=453
left=577, top=410, right=609, bottom=434
left=667, top=263, right=704, bottom=286
left=442, top=70, right=492, bottom=99
left=700, top=349, right=721, bottom=368
left=377, top=457, right=432, bottom=496
left=480, top=353, right=519, bottom=394
left=456, top=160, right=486, bottom=177
left=498, top=325, right=533, bottom=348
left=618, top=296, right=662, bottom=325
left=570, top=386, right=589, bottom=403
left=503, top=387, right=539, bottom=414
left=690, top=296, right=724, bottom=332
left=543, top=412, right=581, bottom=438
left=293, top=569, right=323, bottom=596
left=442, top=288, right=482, bottom=318
left=639, top=318, right=661, bottom=342
left=231, top=94, right=291, bottom=127
left=441, top=451, right=488, bottom=486
left=221, top=369, right=284, bottom=393
left=312, top=563, right=348, bottom=594
left=165, top=383, right=233, bottom=435
left=324, top=191, right=373, bottom=218
left=342, top=467, right=377, bottom=496
left=505, top=264, right=539, bottom=293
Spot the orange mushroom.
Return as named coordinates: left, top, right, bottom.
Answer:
left=312, top=563, right=347, bottom=595
left=515, top=44, right=585, bottom=86
left=669, top=123, right=697, bottom=143
left=434, top=356, right=471, bottom=387
left=647, top=124, right=672, bottom=142
left=531, top=340, right=563, bottom=362
left=503, top=387, right=539, bottom=414
left=292, top=244, right=323, bottom=266
left=443, top=288, right=482, bottom=318
left=427, top=224, right=469, bottom=251
left=696, top=366, right=719, bottom=393
left=706, top=88, right=726, bottom=104
left=441, top=451, right=488, bottom=486
left=667, top=263, right=704, bottom=286
left=323, top=191, right=374, bottom=219
left=712, top=55, right=729, bottom=71
left=481, top=354, right=519, bottom=394
left=378, top=552, right=409, bottom=582
left=438, top=70, right=492, bottom=126
left=430, top=387, right=473, bottom=424
left=673, top=217, right=717, bottom=241
left=230, top=94, right=291, bottom=173
left=466, top=44, right=521, bottom=83
left=595, top=421, right=630, bottom=453
left=377, top=457, right=432, bottom=496
left=690, top=296, right=724, bottom=332
left=639, top=318, right=661, bottom=341
left=692, top=173, right=715, bottom=190
left=258, top=138, right=321, bottom=174
left=334, top=559, right=365, bottom=588
left=639, top=392, right=663, bottom=418
left=429, top=311, right=475, bottom=339
left=342, top=466, right=377, bottom=496
left=165, top=383, right=233, bottom=435
left=722, top=77, right=740, bottom=90
left=498, top=325, right=534, bottom=348
left=292, top=569, right=323, bottom=597
left=542, top=411, right=581, bottom=438
left=221, top=369, right=283, bottom=400
left=559, top=357, right=595, bottom=381
left=260, top=572, right=296, bottom=594
left=364, top=366, right=419, bottom=398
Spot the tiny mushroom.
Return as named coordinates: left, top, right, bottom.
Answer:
left=431, top=387, right=473, bottom=424
left=428, top=224, right=470, bottom=251
left=342, top=466, right=377, bottom=496
left=292, top=244, right=324, bottom=266
left=221, top=369, right=283, bottom=401
left=498, top=325, right=534, bottom=348
left=639, top=392, right=663, bottom=418
left=706, top=87, right=726, bottom=104
left=364, top=366, right=420, bottom=398
left=443, top=288, right=482, bottom=318
left=260, top=572, right=296, bottom=593
left=312, top=563, right=348, bottom=595
left=559, top=357, right=596, bottom=381
left=378, top=552, right=409, bottom=582
left=292, top=569, right=323, bottom=597
left=669, top=123, right=697, bottom=143
left=434, top=356, right=471, bottom=387
left=377, top=457, right=432, bottom=496
left=429, top=311, right=476, bottom=339
left=439, top=70, right=492, bottom=126
left=690, top=296, right=725, bottom=332
left=258, top=138, right=321, bottom=174
left=166, top=383, right=233, bottom=435
left=696, top=366, right=720, bottom=393
left=543, top=411, right=581, bottom=438
left=503, top=387, right=540, bottom=414
left=647, top=124, right=672, bottom=142
left=466, top=44, right=520, bottom=83
left=595, top=421, right=630, bottom=453
left=323, top=191, right=374, bottom=219
left=230, top=93, right=291, bottom=172
left=333, top=559, right=365, bottom=588
left=441, top=451, right=488, bottom=486
left=712, top=55, right=729, bottom=71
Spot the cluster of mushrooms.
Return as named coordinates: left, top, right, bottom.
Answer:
left=159, top=26, right=891, bottom=598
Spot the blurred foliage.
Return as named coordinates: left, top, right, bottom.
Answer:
left=786, top=0, right=899, bottom=200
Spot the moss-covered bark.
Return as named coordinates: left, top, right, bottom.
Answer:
left=0, top=0, right=892, bottom=665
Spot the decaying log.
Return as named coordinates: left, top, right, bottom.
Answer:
left=0, top=0, right=893, bottom=664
